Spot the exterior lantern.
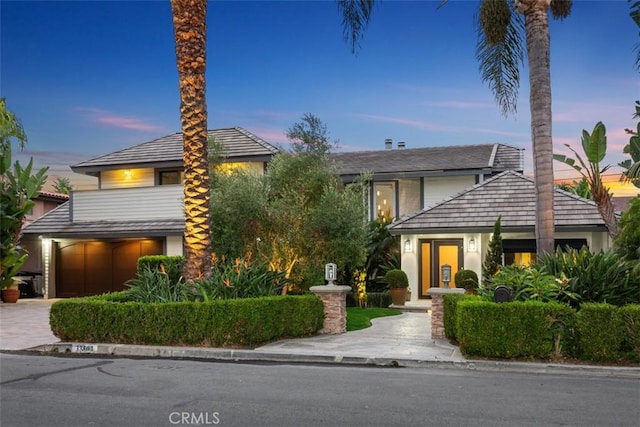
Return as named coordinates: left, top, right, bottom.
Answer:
left=404, top=238, right=413, bottom=253
left=441, top=264, right=452, bottom=288
left=325, top=263, right=337, bottom=286
left=468, top=237, right=477, bottom=252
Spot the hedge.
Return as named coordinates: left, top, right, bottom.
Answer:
left=50, top=294, right=324, bottom=348
left=575, top=303, right=628, bottom=362
left=443, top=293, right=474, bottom=341
left=457, top=300, right=575, bottom=359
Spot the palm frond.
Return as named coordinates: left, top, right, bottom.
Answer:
left=631, top=1, right=640, bottom=71
left=337, top=0, right=376, bottom=54
left=475, top=2, right=525, bottom=116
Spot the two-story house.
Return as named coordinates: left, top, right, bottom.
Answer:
left=23, top=133, right=612, bottom=300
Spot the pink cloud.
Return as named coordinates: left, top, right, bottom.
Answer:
left=420, top=100, right=494, bottom=109
left=75, top=107, right=165, bottom=132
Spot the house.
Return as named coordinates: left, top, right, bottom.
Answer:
left=22, top=128, right=279, bottom=298
left=387, top=170, right=613, bottom=300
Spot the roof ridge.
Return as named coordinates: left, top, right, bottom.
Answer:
left=231, top=127, right=279, bottom=154
left=331, top=142, right=507, bottom=156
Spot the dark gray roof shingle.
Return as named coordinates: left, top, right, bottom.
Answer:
left=71, top=127, right=279, bottom=173
left=388, top=170, right=608, bottom=234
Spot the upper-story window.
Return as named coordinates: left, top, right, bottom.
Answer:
left=373, top=182, right=396, bottom=221
left=158, top=170, right=184, bottom=185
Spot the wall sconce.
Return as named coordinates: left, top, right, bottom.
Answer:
left=123, top=169, right=133, bottom=179
left=404, top=238, right=413, bottom=253
left=468, top=237, right=477, bottom=252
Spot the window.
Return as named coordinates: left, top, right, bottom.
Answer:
left=373, top=182, right=396, bottom=221
left=158, top=170, right=184, bottom=185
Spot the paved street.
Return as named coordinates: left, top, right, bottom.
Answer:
left=2, top=353, right=639, bottom=427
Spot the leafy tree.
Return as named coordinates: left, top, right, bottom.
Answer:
left=619, top=100, right=640, bottom=187
left=338, top=0, right=574, bottom=257
left=52, top=176, right=73, bottom=194
left=482, top=216, right=504, bottom=284
left=171, top=0, right=211, bottom=280
left=615, top=196, right=640, bottom=264
left=286, top=112, right=338, bottom=154
left=557, top=177, right=592, bottom=200
left=554, top=122, right=618, bottom=237
left=0, top=99, right=48, bottom=289
left=364, top=217, right=400, bottom=290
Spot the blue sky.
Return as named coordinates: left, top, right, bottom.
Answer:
left=2, top=0, right=638, bottom=195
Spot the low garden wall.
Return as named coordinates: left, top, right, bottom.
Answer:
left=50, top=293, right=324, bottom=348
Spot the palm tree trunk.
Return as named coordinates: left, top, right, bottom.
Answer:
left=520, top=0, right=555, bottom=256
left=171, top=0, right=211, bottom=280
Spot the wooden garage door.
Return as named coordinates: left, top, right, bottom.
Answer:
left=56, top=240, right=163, bottom=297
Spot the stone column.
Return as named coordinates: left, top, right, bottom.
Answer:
left=427, top=287, right=465, bottom=340
left=310, top=284, right=351, bottom=334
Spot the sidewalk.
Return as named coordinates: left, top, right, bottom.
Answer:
left=1, top=298, right=639, bottom=378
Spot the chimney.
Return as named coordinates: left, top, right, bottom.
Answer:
left=398, top=141, right=406, bottom=149
left=384, top=138, right=393, bottom=149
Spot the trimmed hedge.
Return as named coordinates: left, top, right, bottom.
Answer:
left=443, top=293, right=474, bottom=341
left=457, top=300, right=574, bottom=359
left=575, top=303, right=626, bottom=362
left=50, top=294, right=324, bottom=348
left=621, top=305, right=640, bottom=362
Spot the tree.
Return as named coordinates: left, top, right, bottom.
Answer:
left=286, top=112, right=338, bottom=154
left=171, top=0, right=211, bottom=280
left=554, top=122, right=618, bottom=238
left=338, top=0, right=573, bottom=257
left=52, top=176, right=73, bottom=194
left=0, top=99, right=48, bottom=289
left=482, top=216, right=504, bottom=284
left=614, top=196, right=640, bottom=264
left=619, top=100, right=640, bottom=187
left=557, top=177, right=592, bottom=200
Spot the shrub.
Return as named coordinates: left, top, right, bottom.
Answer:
left=49, top=294, right=324, bottom=348
left=125, top=265, right=190, bottom=303
left=620, top=305, right=640, bottom=362
left=457, top=300, right=575, bottom=359
left=615, top=196, right=640, bottom=263
left=574, top=303, right=625, bottom=362
left=366, top=292, right=391, bottom=308
left=454, top=269, right=479, bottom=292
left=443, top=293, right=474, bottom=341
left=384, top=269, right=408, bottom=288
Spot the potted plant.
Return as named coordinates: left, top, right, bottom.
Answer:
left=454, top=268, right=479, bottom=294
left=384, top=269, right=409, bottom=306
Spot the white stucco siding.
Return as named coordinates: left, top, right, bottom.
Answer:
left=72, top=185, right=184, bottom=221
left=398, top=178, right=421, bottom=218
left=100, top=168, right=155, bottom=189
left=423, top=176, right=475, bottom=209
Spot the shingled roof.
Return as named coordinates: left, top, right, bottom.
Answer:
left=71, top=127, right=279, bottom=174
left=22, top=202, right=183, bottom=238
left=330, top=143, right=523, bottom=179
left=387, top=170, right=608, bottom=235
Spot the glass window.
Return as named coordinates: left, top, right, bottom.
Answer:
left=159, top=170, right=183, bottom=185
left=373, top=182, right=396, bottom=221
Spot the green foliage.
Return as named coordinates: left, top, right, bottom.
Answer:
left=619, top=101, right=639, bottom=187
left=52, top=176, right=73, bottom=194
left=454, top=269, right=479, bottom=291
left=490, top=264, right=578, bottom=303
left=443, top=293, right=475, bottom=341
left=574, top=303, right=625, bottom=362
left=615, top=196, right=640, bottom=262
left=482, top=216, right=503, bottom=284
left=620, top=304, right=640, bottom=362
left=557, top=177, right=592, bottom=199
left=538, top=247, right=640, bottom=307
left=346, top=307, right=401, bottom=331
left=125, top=265, right=189, bottom=303
left=286, top=112, right=337, bottom=155
left=365, top=291, right=391, bottom=308
left=384, top=269, right=408, bottom=289
left=137, top=255, right=184, bottom=281
left=457, top=300, right=575, bottom=359
left=0, top=99, right=48, bottom=289
left=193, top=253, right=287, bottom=300
left=364, top=217, right=400, bottom=291
left=49, top=294, right=324, bottom=348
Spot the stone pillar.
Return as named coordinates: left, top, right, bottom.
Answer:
left=310, top=285, right=351, bottom=334
left=427, top=287, right=465, bottom=340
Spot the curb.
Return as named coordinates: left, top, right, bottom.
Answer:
left=23, top=343, right=640, bottom=379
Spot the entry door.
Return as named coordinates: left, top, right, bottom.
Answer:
left=419, top=239, right=463, bottom=298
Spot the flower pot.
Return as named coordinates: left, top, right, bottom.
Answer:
left=390, top=288, right=407, bottom=306
left=1, top=288, right=20, bottom=303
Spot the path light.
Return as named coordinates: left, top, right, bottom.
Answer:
left=325, top=263, right=337, bottom=286
left=441, top=264, right=452, bottom=288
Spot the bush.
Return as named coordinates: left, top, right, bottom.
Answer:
left=574, top=303, right=626, bottom=362
left=620, top=305, right=640, bottom=362
left=49, top=294, right=324, bottom=348
left=366, top=292, right=391, bottom=308
left=454, top=269, right=479, bottom=292
left=443, top=293, right=474, bottom=341
left=384, top=269, right=408, bottom=288
left=125, top=265, right=190, bottom=303
left=457, top=300, right=575, bottom=359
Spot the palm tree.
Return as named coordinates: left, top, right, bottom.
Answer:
left=171, top=0, right=211, bottom=280
left=338, top=0, right=573, bottom=256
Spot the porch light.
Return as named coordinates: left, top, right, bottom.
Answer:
left=441, top=264, right=452, bottom=288
left=404, top=238, right=413, bottom=253
left=468, top=237, right=477, bottom=252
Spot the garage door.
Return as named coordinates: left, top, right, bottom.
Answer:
left=55, top=239, right=163, bottom=297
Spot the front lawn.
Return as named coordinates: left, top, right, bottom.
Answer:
left=346, top=307, right=401, bottom=331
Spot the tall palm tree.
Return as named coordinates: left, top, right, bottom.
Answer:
left=338, top=0, right=572, bottom=256
left=171, top=0, right=211, bottom=280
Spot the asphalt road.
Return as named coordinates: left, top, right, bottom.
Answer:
left=1, top=353, right=638, bottom=427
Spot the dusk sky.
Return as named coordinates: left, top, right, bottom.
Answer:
left=2, top=1, right=638, bottom=195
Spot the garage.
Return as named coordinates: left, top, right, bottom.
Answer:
left=55, top=239, right=163, bottom=297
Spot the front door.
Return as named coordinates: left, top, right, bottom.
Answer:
left=419, top=239, right=463, bottom=298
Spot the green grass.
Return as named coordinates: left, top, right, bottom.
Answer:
left=346, top=307, right=402, bottom=331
